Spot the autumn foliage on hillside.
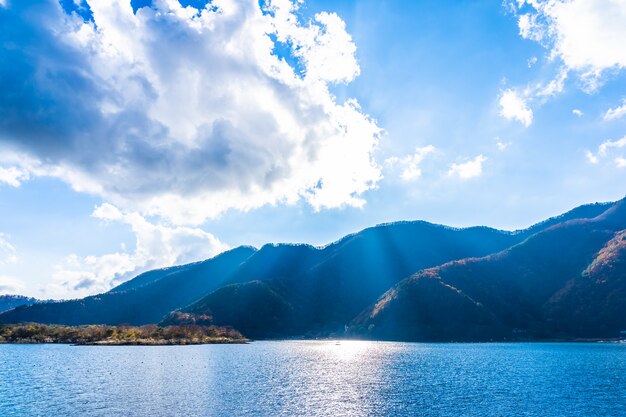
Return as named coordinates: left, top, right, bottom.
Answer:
left=0, top=323, right=246, bottom=345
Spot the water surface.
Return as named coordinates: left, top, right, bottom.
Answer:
left=1, top=341, right=625, bottom=416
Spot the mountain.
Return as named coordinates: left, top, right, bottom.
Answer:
left=162, top=280, right=298, bottom=339
left=0, top=221, right=526, bottom=328
left=163, top=201, right=616, bottom=338
left=170, top=223, right=530, bottom=337
left=0, top=295, right=39, bottom=314
left=0, top=198, right=622, bottom=342
left=541, top=229, right=626, bottom=337
left=0, top=246, right=256, bottom=325
left=349, top=199, right=626, bottom=341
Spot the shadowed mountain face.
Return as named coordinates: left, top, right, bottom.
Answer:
left=349, top=200, right=626, bottom=341
left=167, top=203, right=617, bottom=338
left=0, top=220, right=528, bottom=329
left=0, top=199, right=623, bottom=342
left=162, top=280, right=298, bottom=339
left=165, top=224, right=536, bottom=337
left=541, top=229, right=626, bottom=337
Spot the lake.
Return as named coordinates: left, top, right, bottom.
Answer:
left=1, top=341, right=625, bottom=416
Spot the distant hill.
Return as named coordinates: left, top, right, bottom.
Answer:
left=0, top=295, right=39, bottom=314
left=349, top=199, right=626, bottom=341
left=0, top=246, right=256, bottom=325
left=1, top=197, right=623, bottom=342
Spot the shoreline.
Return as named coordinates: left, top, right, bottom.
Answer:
left=2, top=337, right=625, bottom=346
left=0, top=323, right=248, bottom=345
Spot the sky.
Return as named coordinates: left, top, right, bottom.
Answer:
left=1, top=0, right=626, bottom=299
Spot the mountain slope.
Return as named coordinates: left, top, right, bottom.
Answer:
left=542, top=229, right=626, bottom=337
left=0, top=295, right=39, bottom=314
left=166, top=223, right=528, bottom=337
left=0, top=198, right=619, bottom=337
left=162, top=280, right=298, bottom=339
left=349, top=200, right=626, bottom=341
left=0, top=246, right=256, bottom=325
left=167, top=203, right=616, bottom=338
left=109, top=263, right=196, bottom=293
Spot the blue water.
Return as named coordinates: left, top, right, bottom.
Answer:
left=1, top=341, right=625, bottom=416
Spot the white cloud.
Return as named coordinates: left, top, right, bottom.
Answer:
left=47, top=203, right=230, bottom=298
left=616, top=157, right=626, bottom=168
left=0, top=166, right=29, bottom=187
left=496, top=138, right=511, bottom=151
left=0, top=234, right=17, bottom=265
left=512, top=0, right=626, bottom=90
left=448, top=155, right=487, bottom=180
left=270, top=3, right=360, bottom=83
left=572, top=109, right=583, bottom=117
left=535, top=67, right=568, bottom=98
left=499, top=89, right=533, bottom=127
left=385, top=145, right=436, bottom=181
left=0, top=276, right=25, bottom=295
left=585, top=150, right=599, bottom=165
left=517, top=12, right=544, bottom=42
left=0, top=0, right=382, bottom=225
left=585, top=135, right=626, bottom=165
left=604, top=100, right=626, bottom=121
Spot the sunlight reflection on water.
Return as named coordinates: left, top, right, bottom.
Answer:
left=1, top=341, right=625, bottom=416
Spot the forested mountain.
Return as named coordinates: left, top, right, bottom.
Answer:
left=0, top=247, right=256, bottom=325
left=0, top=220, right=534, bottom=328
left=0, top=295, right=39, bottom=314
left=1, top=198, right=624, bottom=342
left=349, top=199, right=626, bottom=341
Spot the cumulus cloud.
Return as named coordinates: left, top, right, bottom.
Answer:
left=385, top=145, right=436, bottom=181
left=0, top=0, right=382, bottom=225
left=0, top=166, right=29, bottom=187
left=585, top=135, right=626, bottom=166
left=0, top=276, right=25, bottom=295
left=511, top=0, right=626, bottom=90
left=0, top=234, right=18, bottom=265
left=585, top=151, right=599, bottom=165
left=47, top=203, right=230, bottom=298
left=572, top=109, right=583, bottom=117
left=499, top=89, right=533, bottom=127
left=604, top=100, right=626, bottom=121
left=447, top=155, right=487, bottom=180
left=495, top=138, right=511, bottom=151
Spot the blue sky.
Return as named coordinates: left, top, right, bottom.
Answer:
left=1, top=0, right=625, bottom=298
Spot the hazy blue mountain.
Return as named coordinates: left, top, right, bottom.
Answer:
left=109, top=263, right=197, bottom=293
left=0, top=246, right=256, bottom=325
left=0, top=295, right=39, bottom=314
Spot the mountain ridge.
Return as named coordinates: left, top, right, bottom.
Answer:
left=1, top=197, right=624, bottom=342
left=0, top=295, right=41, bottom=314
left=349, top=198, right=626, bottom=341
